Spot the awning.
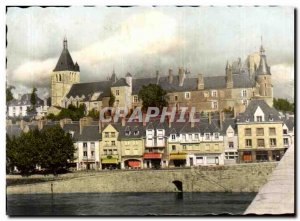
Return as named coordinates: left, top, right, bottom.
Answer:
left=169, top=153, right=187, bottom=160
left=128, top=160, right=141, bottom=167
left=143, top=153, right=162, bottom=159
left=102, top=158, right=118, bottom=164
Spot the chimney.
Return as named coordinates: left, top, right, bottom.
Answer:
left=226, top=62, right=233, bottom=89
left=98, top=120, right=102, bottom=133
left=219, top=111, right=224, bottom=130
left=178, top=67, right=185, bottom=86
left=191, top=121, right=195, bottom=128
left=208, top=112, right=212, bottom=124
left=79, top=117, right=92, bottom=134
left=121, top=117, right=126, bottom=126
left=168, top=69, right=173, bottom=84
left=197, top=74, right=204, bottom=90
left=156, top=70, right=160, bottom=84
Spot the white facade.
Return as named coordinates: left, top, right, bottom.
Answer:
left=282, top=124, right=294, bottom=149
left=76, top=141, right=100, bottom=170
left=223, top=125, right=239, bottom=164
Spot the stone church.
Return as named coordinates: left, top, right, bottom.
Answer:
left=49, top=38, right=273, bottom=115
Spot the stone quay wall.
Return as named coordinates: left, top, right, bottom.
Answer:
left=7, top=162, right=278, bottom=194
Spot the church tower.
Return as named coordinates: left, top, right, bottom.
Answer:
left=255, top=40, right=273, bottom=106
left=51, top=38, right=80, bottom=107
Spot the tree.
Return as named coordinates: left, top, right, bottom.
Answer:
left=30, top=87, right=38, bottom=107
left=6, top=85, right=15, bottom=103
left=39, top=125, right=75, bottom=175
left=138, top=84, right=168, bottom=112
left=273, top=98, right=294, bottom=113
left=88, top=109, right=100, bottom=120
left=109, top=91, right=115, bottom=107
left=6, top=130, right=42, bottom=176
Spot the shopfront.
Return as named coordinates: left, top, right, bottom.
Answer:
left=169, top=152, right=187, bottom=167
left=143, top=153, right=162, bottom=169
left=101, top=155, right=119, bottom=169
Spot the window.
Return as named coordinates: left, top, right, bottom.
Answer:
left=242, top=90, right=247, bottom=97
left=212, top=101, right=218, bottom=109
left=189, top=134, right=192, bottom=140
left=83, top=151, right=87, bottom=157
left=134, top=130, right=139, bottom=135
left=133, top=96, right=138, bottom=103
left=214, top=144, right=219, bottom=150
left=225, top=152, right=238, bottom=160
left=228, top=142, right=234, bottom=148
left=195, top=134, right=199, bottom=140
left=214, top=133, right=219, bottom=139
left=111, top=141, right=116, bottom=146
left=256, top=128, right=264, bottom=136
left=108, top=149, right=112, bottom=155
left=104, top=149, right=108, bottom=155
left=242, top=100, right=248, bottom=106
left=105, top=132, right=109, bottom=138
left=211, top=90, right=217, bottom=97
left=245, top=139, right=252, bottom=147
left=171, top=134, right=176, bottom=140
left=270, top=138, right=276, bottom=147
left=90, top=142, right=95, bottom=149
left=283, top=129, right=288, bottom=135
left=183, top=145, right=186, bottom=150
left=185, top=92, right=190, bottom=99
left=116, top=90, right=119, bottom=96
left=256, top=151, right=268, bottom=161
left=125, top=130, right=131, bottom=136
left=111, top=132, right=116, bottom=137
left=205, top=133, right=210, bottom=140
left=174, top=95, right=178, bottom=101
left=257, top=139, right=265, bottom=147
left=284, top=138, right=289, bottom=145
left=205, top=144, right=210, bottom=151
left=256, top=116, right=263, bottom=122
left=83, top=143, right=87, bottom=148
left=20, top=106, right=22, bottom=111
left=105, top=141, right=109, bottom=146
left=269, top=128, right=276, bottom=136
left=245, top=128, right=251, bottom=136
left=91, top=151, right=94, bottom=157
left=172, top=145, right=176, bottom=151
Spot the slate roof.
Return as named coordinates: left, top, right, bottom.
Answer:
left=118, top=122, right=145, bottom=139
left=256, top=47, right=271, bottom=75
left=283, top=117, right=294, bottom=131
left=78, top=125, right=101, bottom=141
left=237, top=100, right=281, bottom=123
left=6, top=124, right=22, bottom=138
left=111, top=78, right=129, bottom=87
left=62, top=123, right=80, bottom=140
left=53, top=44, right=78, bottom=72
left=8, top=94, right=44, bottom=107
left=221, top=118, right=237, bottom=135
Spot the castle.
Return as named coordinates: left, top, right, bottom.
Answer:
left=49, top=38, right=273, bottom=115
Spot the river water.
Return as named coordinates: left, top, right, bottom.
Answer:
left=7, top=192, right=256, bottom=216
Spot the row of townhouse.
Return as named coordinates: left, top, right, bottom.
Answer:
left=6, top=100, right=294, bottom=170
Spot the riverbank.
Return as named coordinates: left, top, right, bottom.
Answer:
left=7, top=162, right=278, bottom=194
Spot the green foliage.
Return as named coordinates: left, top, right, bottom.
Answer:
left=6, top=126, right=75, bottom=176
left=30, top=87, right=38, bottom=107
left=273, top=98, right=294, bottom=113
left=6, top=86, right=15, bottom=103
left=87, top=109, right=100, bottom=120
left=109, top=92, right=116, bottom=107
left=46, top=104, right=86, bottom=121
left=138, top=84, right=168, bottom=112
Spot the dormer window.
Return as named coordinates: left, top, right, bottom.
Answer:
left=171, top=134, right=176, bottom=140
left=205, top=133, right=210, bottom=140
left=241, top=89, right=247, bottom=97
left=116, top=90, right=120, bottom=96
left=214, top=133, right=219, bottom=139
left=185, top=92, right=190, bottom=99
left=69, top=131, right=74, bottom=138
left=246, top=118, right=250, bottom=122
left=133, top=130, right=139, bottom=135
left=125, top=130, right=131, bottom=136
left=256, top=116, right=263, bottom=122
left=211, top=90, right=217, bottom=97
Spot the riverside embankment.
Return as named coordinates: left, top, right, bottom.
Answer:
left=7, top=162, right=278, bottom=194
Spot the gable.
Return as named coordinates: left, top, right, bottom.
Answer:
left=254, top=106, right=265, bottom=122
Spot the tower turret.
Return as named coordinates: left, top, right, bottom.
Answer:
left=225, top=61, right=233, bottom=89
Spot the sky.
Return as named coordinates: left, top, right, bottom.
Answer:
left=6, top=6, right=294, bottom=101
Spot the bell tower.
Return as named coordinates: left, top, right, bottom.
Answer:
left=51, top=38, right=80, bottom=107
left=255, top=38, right=273, bottom=106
